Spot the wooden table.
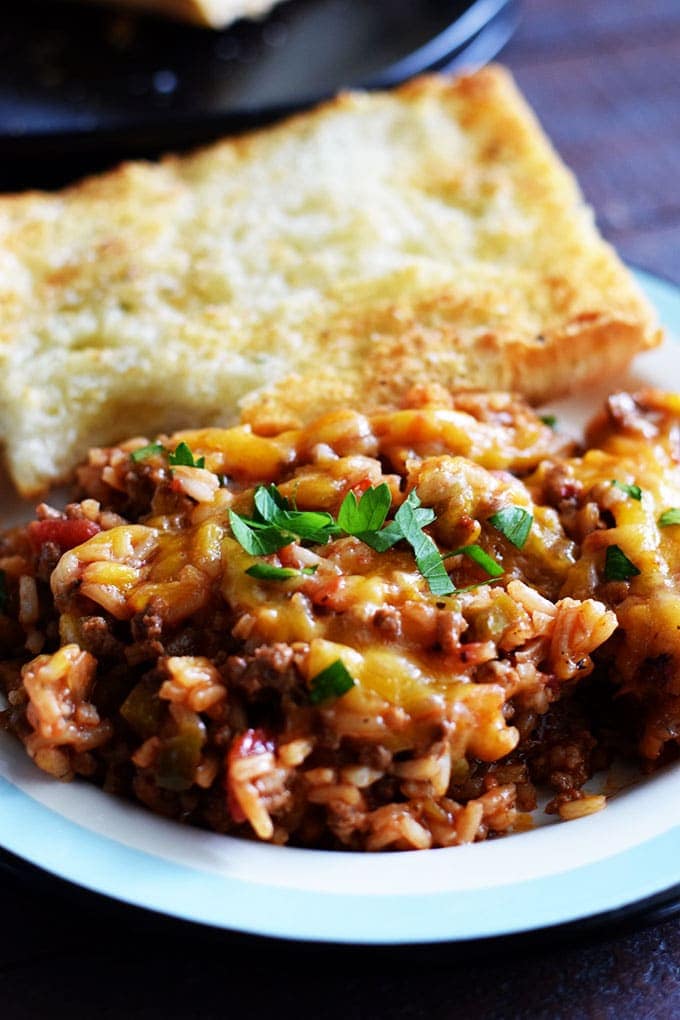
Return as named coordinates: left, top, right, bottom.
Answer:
left=507, top=0, right=680, bottom=286
left=1, top=2, right=679, bottom=1016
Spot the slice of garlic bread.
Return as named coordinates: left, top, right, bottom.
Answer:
left=80, top=0, right=287, bottom=29
left=0, top=67, right=660, bottom=495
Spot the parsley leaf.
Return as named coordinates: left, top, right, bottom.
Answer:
left=357, top=522, right=403, bottom=553
left=604, top=545, right=641, bottom=581
left=309, top=660, right=356, bottom=705
left=659, top=508, right=680, bottom=527
left=540, top=414, right=557, bottom=429
left=391, top=491, right=454, bottom=596
left=229, top=485, right=339, bottom=553
left=168, top=442, right=205, bottom=469
left=228, top=510, right=291, bottom=555
left=358, top=504, right=436, bottom=554
left=488, top=506, right=533, bottom=549
left=253, top=484, right=290, bottom=521
left=131, top=442, right=165, bottom=463
left=338, top=489, right=450, bottom=592
left=337, top=483, right=392, bottom=537
left=0, top=570, right=7, bottom=612
left=250, top=484, right=338, bottom=544
left=231, top=483, right=495, bottom=597
left=245, top=563, right=317, bottom=581
left=246, top=563, right=298, bottom=581
left=447, top=544, right=504, bottom=578
left=611, top=480, right=642, bottom=501
left=273, top=509, right=338, bottom=544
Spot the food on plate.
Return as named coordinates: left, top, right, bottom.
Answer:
left=1, top=387, right=678, bottom=851
left=78, top=0, right=288, bottom=29
left=0, top=67, right=659, bottom=497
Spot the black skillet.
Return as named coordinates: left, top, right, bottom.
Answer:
left=0, top=0, right=518, bottom=188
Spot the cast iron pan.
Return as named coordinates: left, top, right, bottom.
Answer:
left=0, top=0, right=518, bottom=187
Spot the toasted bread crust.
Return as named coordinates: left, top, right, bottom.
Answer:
left=0, top=67, right=660, bottom=495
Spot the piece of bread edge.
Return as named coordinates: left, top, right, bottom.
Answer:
left=0, top=66, right=664, bottom=495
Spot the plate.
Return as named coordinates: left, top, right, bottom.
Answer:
left=0, top=268, right=678, bottom=945
left=0, top=0, right=518, bottom=188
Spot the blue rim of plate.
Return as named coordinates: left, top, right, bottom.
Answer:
left=0, top=268, right=678, bottom=947
left=0, top=786, right=677, bottom=947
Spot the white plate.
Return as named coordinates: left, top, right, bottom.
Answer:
left=0, top=268, right=678, bottom=945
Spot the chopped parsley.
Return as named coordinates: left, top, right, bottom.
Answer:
left=131, top=442, right=165, bottom=463
left=354, top=495, right=434, bottom=555
left=168, top=441, right=205, bottom=469
left=539, top=414, right=557, bottom=428
left=131, top=440, right=206, bottom=469
left=658, top=508, right=680, bottom=527
left=309, top=659, right=356, bottom=705
left=228, top=483, right=338, bottom=555
left=253, top=483, right=290, bottom=518
left=336, top=483, right=391, bottom=538
left=603, top=545, right=641, bottom=582
left=231, top=484, right=505, bottom=597
left=265, top=508, right=337, bottom=545
left=611, top=479, right=642, bottom=501
left=488, top=506, right=533, bottom=549
left=252, top=484, right=338, bottom=544
left=451, top=543, right=505, bottom=578
left=386, top=490, right=454, bottom=596
left=228, top=510, right=291, bottom=556
left=245, top=563, right=317, bottom=581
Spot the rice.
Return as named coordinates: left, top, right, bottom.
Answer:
left=0, top=387, right=678, bottom=849
left=558, top=795, right=607, bottom=821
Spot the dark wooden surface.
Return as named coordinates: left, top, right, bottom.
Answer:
left=2, top=2, right=680, bottom=1017
left=506, top=0, right=680, bottom=285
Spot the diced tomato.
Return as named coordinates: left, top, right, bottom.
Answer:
left=343, top=477, right=374, bottom=498
left=306, top=573, right=350, bottom=611
left=225, top=728, right=275, bottom=823
left=273, top=543, right=297, bottom=567
left=28, top=517, right=101, bottom=553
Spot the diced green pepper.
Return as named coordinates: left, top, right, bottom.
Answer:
left=120, top=679, right=165, bottom=739
left=156, top=723, right=205, bottom=792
